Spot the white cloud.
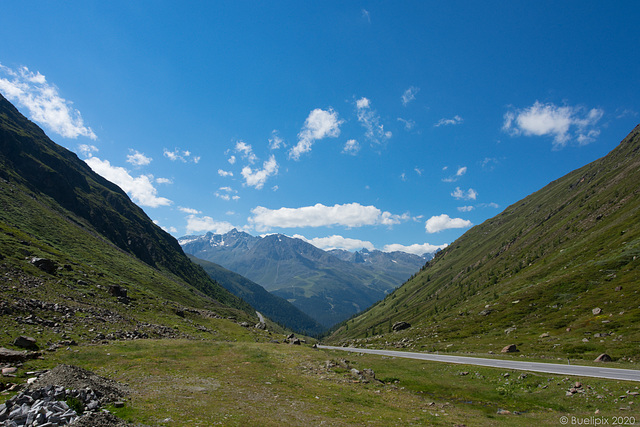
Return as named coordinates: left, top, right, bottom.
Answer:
left=361, top=8, right=371, bottom=23
left=249, top=202, right=409, bottom=231
left=425, top=214, right=472, bottom=233
left=414, top=167, right=423, bottom=176
left=356, top=97, right=392, bottom=144
left=179, top=206, right=201, bottom=214
left=77, top=144, right=98, bottom=158
left=342, top=139, right=360, bottom=155
left=185, top=215, right=236, bottom=235
left=126, top=149, right=152, bottom=166
left=289, top=108, right=343, bottom=160
left=294, top=234, right=375, bottom=252
left=218, top=169, right=233, bottom=177
left=442, top=166, right=468, bottom=182
left=163, top=148, right=199, bottom=163
left=502, top=101, right=604, bottom=148
left=451, top=187, right=477, bottom=200
left=241, top=155, right=278, bottom=189
left=401, top=86, right=419, bottom=106
left=235, top=140, right=258, bottom=163
left=84, top=157, right=171, bottom=208
left=457, top=205, right=474, bottom=212
left=383, top=242, right=448, bottom=256
left=269, top=130, right=285, bottom=150
left=0, top=64, right=97, bottom=140
left=156, top=177, right=172, bottom=184
left=435, top=115, right=463, bottom=127
left=215, top=186, right=240, bottom=201
left=228, top=155, right=236, bottom=165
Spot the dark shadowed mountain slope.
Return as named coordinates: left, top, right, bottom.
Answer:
left=188, top=254, right=325, bottom=336
left=327, top=125, right=640, bottom=361
left=180, top=231, right=427, bottom=328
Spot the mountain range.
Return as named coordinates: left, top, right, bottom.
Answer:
left=179, top=230, right=429, bottom=327
left=327, top=125, right=640, bottom=362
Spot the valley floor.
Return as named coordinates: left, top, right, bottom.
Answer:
left=3, top=339, right=640, bottom=426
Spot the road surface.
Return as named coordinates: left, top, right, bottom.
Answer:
left=317, top=345, right=640, bottom=382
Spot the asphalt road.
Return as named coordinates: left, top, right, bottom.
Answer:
left=317, top=345, right=640, bottom=382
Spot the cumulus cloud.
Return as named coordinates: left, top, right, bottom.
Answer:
left=0, top=64, right=97, bottom=140
left=218, top=169, right=233, bottom=177
left=289, top=108, right=343, bottom=160
left=401, top=86, right=419, bottom=106
left=342, top=139, right=360, bottom=155
left=178, top=206, right=201, bottom=214
left=84, top=157, right=171, bottom=208
left=356, top=97, right=392, bottom=144
left=163, top=148, right=200, bottom=163
left=185, top=215, right=237, bottom=235
left=294, top=234, right=375, bottom=252
left=248, top=202, right=409, bottom=232
left=156, top=177, right=172, bottom=184
left=126, top=149, right=152, bottom=166
left=235, top=140, right=258, bottom=164
left=451, top=187, right=477, bottom=200
left=425, top=214, right=472, bottom=233
left=241, top=155, right=278, bottom=189
left=503, top=101, right=604, bottom=148
left=215, top=186, right=240, bottom=201
left=435, top=115, right=463, bottom=127
left=383, top=242, right=448, bottom=256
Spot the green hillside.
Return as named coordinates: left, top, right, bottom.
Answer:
left=327, top=125, right=640, bottom=362
left=0, top=93, right=261, bottom=347
left=189, top=254, right=325, bottom=336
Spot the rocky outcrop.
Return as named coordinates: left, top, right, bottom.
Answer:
left=501, top=344, right=519, bottom=353
left=392, top=321, right=411, bottom=332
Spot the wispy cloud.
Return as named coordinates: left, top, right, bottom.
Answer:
left=218, top=169, right=233, bottom=177
left=289, top=108, right=343, bottom=160
left=215, top=186, right=240, bottom=201
left=241, top=155, right=278, bottom=189
left=435, top=115, right=463, bottom=127
left=356, top=97, right=391, bottom=144
left=178, top=206, right=201, bottom=214
left=163, top=148, right=200, bottom=163
left=457, top=205, right=474, bottom=212
left=397, top=117, right=415, bottom=131
left=249, top=202, right=409, bottom=232
left=451, top=186, right=477, bottom=200
left=156, top=177, right=172, bottom=184
left=84, top=157, right=171, bottom=208
left=126, top=149, right=152, bottom=166
left=77, top=144, right=99, bottom=158
left=425, top=214, right=472, bottom=233
left=269, top=130, right=285, bottom=150
left=0, top=64, right=97, bottom=140
left=361, top=8, right=371, bottom=23
left=503, top=101, right=604, bottom=148
left=442, top=166, right=467, bottom=182
left=401, top=86, right=419, bottom=106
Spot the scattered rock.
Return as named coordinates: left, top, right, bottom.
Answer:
left=592, top=307, right=602, bottom=315
left=501, top=344, right=519, bottom=353
left=594, top=353, right=612, bottom=362
left=392, top=321, right=411, bottom=332
left=479, top=309, right=492, bottom=316
left=30, top=257, right=58, bottom=274
left=69, top=411, right=136, bottom=426
left=496, top=408, right=511, bottom=415
left=615, top=286, right=623, bottom=291
left=108, top=284, right=128, bottom=299
left=504, top=326, right=517, bottom=334
left=255, top=322, right=267, bottom=330
left=539, top=332, right=550, bottom=338
left=13, top=335, right=39, bottom=350
left=0, top=347, right=40, bottom=362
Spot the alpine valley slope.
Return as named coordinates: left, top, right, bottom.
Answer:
left=327, top=125, right=640, bottom=362
left=180, top=230, right=429, bottom=328
left=0, top=93, right=268, bottom=347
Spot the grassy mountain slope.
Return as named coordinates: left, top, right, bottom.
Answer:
left=188, top=254, right=325, bottom=336
left=327, top=125, right=640, bottom=362
left=0, top=93, right=261, bottom=347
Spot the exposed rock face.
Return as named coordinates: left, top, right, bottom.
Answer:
left=594, top=353, right=612, bottom=362
left=501, top=344, right=519, bottom=353
left=392, top=321, right=411, bottom=332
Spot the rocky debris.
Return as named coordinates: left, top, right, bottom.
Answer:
left=594, top=353, right=612, bottom=362
left=239, top=322, right=251, bottom=327
left=592, top=307, right=602, bottom=315
left=504, top=326, right=516, bottom=334
left=13, top=336, right=39, bottom=351
left=108, top=284, right=130, bottom=304
left=615, top=286, right=623, bottom=291
left=496, top=408, right=512, bottom=415
left=1, top=387, right=81, bottom=426
left=255, top=322, right=267, bottom=330
left=284, top=334, right=303, bottom=345
left=69, top=411, right=136, bottom=426
left=29, top=365, right=129, bottom=404
left=392, top=321, right=411, bottom=332
left=349, top=368, right=380, bottom=384
left=29, top=257, right=57, bottom=274
left=501, top=344, right=519, bottom=353
left=0, top=347, right=40, bottom=363
left=539, top=332, right=550, bottom=338
left=479, top=309, right=492, bottom=316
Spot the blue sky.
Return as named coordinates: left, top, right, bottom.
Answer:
left=1, top=2, right=638, bottom=255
